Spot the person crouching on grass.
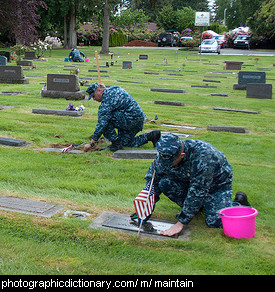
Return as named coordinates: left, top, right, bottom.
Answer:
left=134, top=134, right=250, bottom=237
left=84, top=82, right=161, bottom=152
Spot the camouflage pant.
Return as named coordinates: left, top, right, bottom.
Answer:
left=102, top=111, right=148, bottom=147
left=158, top=176, right=238, bottom=228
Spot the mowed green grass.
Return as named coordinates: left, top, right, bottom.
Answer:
left=0, top=46, right=274, bottom=275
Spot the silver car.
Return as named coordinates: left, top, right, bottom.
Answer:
left=199, top=39, right=221, bottom=54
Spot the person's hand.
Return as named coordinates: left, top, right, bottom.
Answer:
left=83, top=144, right=91, bottom=152
left=160, top=221, right=184, bottom=236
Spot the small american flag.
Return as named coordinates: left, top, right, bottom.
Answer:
left=60, top=144, right=74, bottom=153
left=133, top=181, right=155, bottom=220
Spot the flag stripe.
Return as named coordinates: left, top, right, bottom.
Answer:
left=133, top=181, right=155, bottom=220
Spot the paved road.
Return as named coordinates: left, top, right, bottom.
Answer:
left=118, top=46, right=275, bottom=57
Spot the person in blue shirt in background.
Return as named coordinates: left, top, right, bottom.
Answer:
left=84, top=83, right=161, bottom=152
left=69, top=48, right=85, bottom=62
left=139, top=134, right=250, bottom=236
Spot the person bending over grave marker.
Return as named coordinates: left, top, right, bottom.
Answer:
left=84, top=82, right=161, bottom=151
left=132, top=134, right=250, bottom=236
left=69, top=48, right=85, bottom=62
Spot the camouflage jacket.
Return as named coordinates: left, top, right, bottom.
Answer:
left=92, top=86, right=146, bottom=141
left=145, top=140, right=233, bottom=225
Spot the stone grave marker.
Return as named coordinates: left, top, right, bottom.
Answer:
left=233, top=71, right=266, bottom=90
left=0, top=51, right=11, bottom=62
left=139, top=55, right=148, bottom=59
left=160, top=124, right=201, bottom=130
left=113, top=150, right=157, bottom=159
left=41, top=74, right=85, bottom=100
left=0, top=56, right=7, bottom=66
left=154, top=100, right=185, bottom=106
left=24, top=51, right=36, bottom=59
left=207, top=126, right=247, bottom=134
left=151, top=88, right=186, bottom=93
left=144, top=72, right=159, bottom=75
left=32, top=108, right=84, bottom=117
left=89, top=211, right=193, bottom=240
left=88, top=69, right=109, bottom=73
left=246, top=84, right=272, bottom=99
left=224, top=61, right=243, bottom=70
left=0, top=65, right=29, bottom=84
left=34, top=148, right=83, bottom=154
left=211, top=93, right=228, bottom=97
left=122, top=61, right=132, bottom=69
left=0, top=196, right=63, bottom=217
left=0, top=137, right=29, bottom=147
left=18, top=60, right=33, bottom=67
left=213, top=107, right=259, bottom=114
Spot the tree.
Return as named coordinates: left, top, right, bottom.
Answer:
left=213, top=0, right=264, bottom=29
left=0, top=0, right=47, bottom=44
left=248, top=0, right=275, bottom=40
left=155, top=4, right=195, bottom=32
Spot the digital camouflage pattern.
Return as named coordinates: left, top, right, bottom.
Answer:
left=145, top=136, right=239, bottom=227
left=92, top=86, right=148, bottom=147
left=69, top=49, right=85, bottom=62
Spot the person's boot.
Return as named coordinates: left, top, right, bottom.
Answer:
left=147, top=130, right=161, bottom=147
left=234, top=191, right=251, bottom=206
left=108, top=138, right=123, bottom=151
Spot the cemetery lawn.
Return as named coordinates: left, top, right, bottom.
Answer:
left=0, top=46, right=274, bottom=275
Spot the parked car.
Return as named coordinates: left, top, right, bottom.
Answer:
left=157, top=32, right=178, bottom=47
left=233, top=35, right=251, bottom=49
left=212, top=35, right=227, bottom=48
left=199, top=39, right=221, bottom=54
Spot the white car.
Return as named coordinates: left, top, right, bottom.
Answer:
left=199, top=39, right=221, bottom=54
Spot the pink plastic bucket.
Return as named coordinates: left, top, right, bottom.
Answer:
left=219, top=206, right=258, bottom=239
left=85, top=58, right=90, bottom=62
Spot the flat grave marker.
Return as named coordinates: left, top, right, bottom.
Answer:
left=34, top=148, right=83, bottom=154
left=207, top=126, right=247, bottom=134
left=154, top=100, right=185, bottom=106
left=151, top=88, right=186, bottom=93
left=113, top=150, right=157, bottom=159
left=0, top=137, right=29, bottom=147
left=89, top=211, right=193, bottom=240
left=213, top=107, right=259, bottom=114
left=32, top=108, right=84, bottom=117
left=0, top=196, right=63, bottom=217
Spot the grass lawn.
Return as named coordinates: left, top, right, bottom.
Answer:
left=0, top=46, right=274, bottom=275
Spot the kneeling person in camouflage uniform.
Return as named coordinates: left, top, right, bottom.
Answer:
left=84, top=83, right=160, bottom=151
left=143, top=134, right=250, bottom=236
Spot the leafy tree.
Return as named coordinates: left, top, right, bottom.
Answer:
left=248, top=0, right=275, bottom=40
left=0, top=0, right=47, bottom=44
left=156, top=4, right=195, bottom=32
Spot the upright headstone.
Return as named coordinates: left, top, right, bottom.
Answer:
left=0, top=51, right=11, bottom=62
left=246, top=84, right=272, bottom=99
left=122, top=61, right=132, bottom=69
left=0, top=56, right=7, bottom=66
left=24, top=51, right=36, bottom=60
left=41, top=74, right=85, bottom=100
left=139, top=55, right=148, bottom=60
left=18, top=60, right=33, bottom=67
left=233, top=71, right=266, bottom=90
left=0, top=65, right=29, bottom=84
left=224, top=61, right=243, bottom=70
